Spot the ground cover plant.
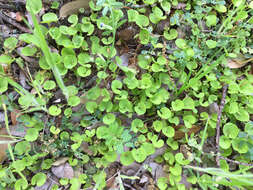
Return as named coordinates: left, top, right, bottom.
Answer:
left=0, top=0, right=253, bottom=189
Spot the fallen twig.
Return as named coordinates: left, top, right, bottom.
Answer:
left=220, top=156, right=253, bottom=167
left=216, top=84, right=228, bottom=167
left=0, top=12, right=31, bottom=33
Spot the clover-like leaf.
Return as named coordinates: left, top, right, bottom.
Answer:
left=131, top=148, right=147, bottom=163
left=232, top=138, right=248, bottom=154
left=206, top=40, right=217, bottom=49
left=43, top=80, right=56, bottom=90
left=111, top=80, right=122, bottom=94
left=4, top=37, right=18, bottom=50
left=68, top=96, right=80, bottom=107
left=175, top=39, right=187, bottom=49
left=42, top=12, right=58, bottom=23
left=49, top=105, right=61, bottom=116
left=120, top=151, right=135, bottom=166
left=31, top=172, right=47, bottom=187
left=219, top=135, right=231, bottom=149
left=103, top=113, right=116, bottom=125
left=223, top=123, right=239, bottom=139
left=158, top=107, right=172, bottom=119
left=21, top=46, right=37, bottom=56
left=86, top=101, right=97, bottom=113
left=25, top=128, right=39, bottom=142
left=172, top=99, right=184, bottom=111
left=206, top=15, right=217, bottom=27
left=164, top=29, right=178, bottom=40
left=162, top=126, right=175, bottom=138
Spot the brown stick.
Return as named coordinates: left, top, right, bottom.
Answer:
left=220, top=156, right=253, bottom=167
left=0, top=12, right=31, bottom=33
left=216, top=84, right=228, bottom=167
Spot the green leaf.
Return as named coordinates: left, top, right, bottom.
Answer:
left=134, top=102, right=146, bottom=115
left=4, top=37, right=18, bottom=50
left=103, top=113, right=116, bottom=125
left=104, top=151, right=117, bottom=162
left=206, top=15, right=217, bottom=27
left=68, top=96, right=80, bottom=107
left=162, top=126, right=175, bottom=138
left=170, top=164, right=182, bottom=176
left=157, top=107, right=172, bottom=119
left=49, top=105, right=61, bottom=116
left=0, top=79, right=8, bottom=93
left=15, top=179, right=28, bottom=190
left=64, top=55, right=77, bottom=69
left=25, top=128, right=39, bottom=141
left=172, top=99, right=184, bottom=111
left=161, top=1, right=171, bottom=12
left=0, top=54, right=14, bottom=64
left=175, top=153, right=190, bottom=165
left=77, top=66, right=91, bottom=77
left=175, top=39, right=187, bottom=49
left=219, top=135, right=231, bottom=149
left=43, top=80, right=56, bottom=90
left=223, top=123, right=239, bottom=139
left=12, top=159, right=26, bottom=171
left=234, top=109, right=249, bottom=121
left=15, top=141, right=31, bottom=155
left=111, top=80, right=122, bottom=94
left=139, top=29, right=150, bottom=45
left=119, top=99, right=133, bottom=113
left=164, top=29, right=178, bottom=40
left=49, top=27, right=61, bottom=40
left=120, top=151, right=135, bottom=166
left=41, top=12, right=58, bottom=23
left=183, top=97, right=195, bottom=110
left=232, top=138, right=248, bottom=154
left=131, top=119, right=144, bottom=133
left=206, top=40, right=217, bottom=49
left=153, top=120, right=163, bottom=132
left=131, top=148, right=147, bottom=163
left=31, top=173, right=47, bottom=187
left=50, top=126, right=60, bottom=135
left=68, top=14, right=78, bottom=26
left=21, top=46, right=37, bottom=56
left=215, top=5, right=227, bottom=12
left=86, top=101, right=97, bottom=113
left=26, top=0, right=42, bottom=14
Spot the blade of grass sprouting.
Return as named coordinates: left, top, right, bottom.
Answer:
left=5, top=77, right=47, bottom=112
left=29, top=12, right=69, bottom=100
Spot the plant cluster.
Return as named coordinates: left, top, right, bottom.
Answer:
left=0, top=0, right=253, bottom=189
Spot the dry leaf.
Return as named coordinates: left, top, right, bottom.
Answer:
left=227, top=59, right=247, bottom=69
left=59, top=0, right=90, bottom=18
left=173, top=125, right=201, bottom=140
left=51, top=163, right=74, bottom=179
left=227, top=56, right=253, bottom=69
left=16, top=12, right=23, bottom=22
left=10, top=109, right=21, bottom=125
left=0, top=128, right=11, bottom=163
left=52, top=157, right=69, bottom=166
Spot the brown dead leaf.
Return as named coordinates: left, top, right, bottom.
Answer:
left=227, top=56, right=253, bottom=69
left=51, top=162, right=74, bottom=179
left=0, top=128, right=10, bottom=163
left=0, top=125, right=25, bottom=163
left=16, top=12, right=23, bottom=22
left=59, top=0, right=90, bottom=18
left=118, top=26, right=137, bottom=42
left=52, top=157, right=69, bottom=166
left=227, top=59, right=247, bottom=69
left=10, top=109, right=21, bottom=125
left=173, top=125, right=201, bottom=140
